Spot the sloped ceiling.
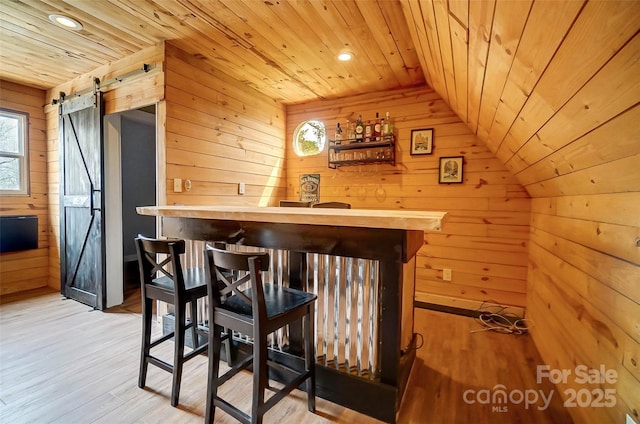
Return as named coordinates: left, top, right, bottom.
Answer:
left=402, top=0, right=640, bottom=198
left=1, top=0, right=638, bottom=198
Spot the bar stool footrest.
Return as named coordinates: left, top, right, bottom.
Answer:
left=218, top=354, right=253, bottom=386
left=147, top=356, right=173, bottom=373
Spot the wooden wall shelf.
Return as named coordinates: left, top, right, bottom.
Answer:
left=328, top=135, right=395, bottom=168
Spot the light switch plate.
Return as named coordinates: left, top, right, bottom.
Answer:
left=443, top=268, right=452, bottom=281
left=173, top=178, right=182, bottom=192
left=238, top=182, right=246, bottom=195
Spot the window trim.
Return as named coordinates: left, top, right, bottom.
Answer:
left=0, top=108, right=30, bottom=196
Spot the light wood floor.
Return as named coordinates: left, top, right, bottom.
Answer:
left=0, top=287, right=572, bottom=424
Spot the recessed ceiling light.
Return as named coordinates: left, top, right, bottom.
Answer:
left=49, top=14, right=83, bottom=30
left=337, top=52, right=353, bottom=62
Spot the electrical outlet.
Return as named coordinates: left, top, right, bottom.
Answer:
left=238, top=182, right=246, bottom=195
left=173, top=178, right=182, bottom=193
left=443, top=268, right=452, bottom=281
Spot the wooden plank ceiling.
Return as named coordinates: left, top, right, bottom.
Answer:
left=1, top=0, right=638, bottom=195
left=0, top=0, right=424, bottom=103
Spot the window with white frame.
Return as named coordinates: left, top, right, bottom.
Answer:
left=0, top=109, right=29, bottom=196
left=293, top=120, right=326, bottom=156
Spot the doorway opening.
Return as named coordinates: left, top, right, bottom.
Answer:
left=104, top=105, right=157, bottom=307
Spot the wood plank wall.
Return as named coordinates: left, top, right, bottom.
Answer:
left=528, top=194, right=640, bottom=424
left=286, top=85, right=531, bottom=309
left=163, top=42, right=286, bottom=207
left=518, top=65, right=640, bottom=424
left=43, top=44, right=165, bottom=290
left=402, top=2, right=640, bottom=421
left=522, top=102, right=640, bottom=422
left=0, top=81, right=48, bottom=295
left=37, top=39, right=285, bottom=293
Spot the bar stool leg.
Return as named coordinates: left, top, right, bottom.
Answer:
left=224, top=327, right=232, bottom=365
left=305, top=308, right=316, bottom=412
left=205, top=325, right=223, bottom=424
left=252, top=335, right=268, bottom=424
left=139, top=296, right=153, bottom=389
left=189, top=300, right=199, bottom=348
left=172, top=303, right=186, bottom=407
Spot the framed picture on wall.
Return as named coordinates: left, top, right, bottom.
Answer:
left=438, top=156, right=464, bottom=184
left=410, top=128, right=433, bottom=155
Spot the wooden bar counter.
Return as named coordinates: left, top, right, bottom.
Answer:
left=137, top=205, right=446, bottom=423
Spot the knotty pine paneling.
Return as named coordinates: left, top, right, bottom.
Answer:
left=286, top=85, right=530, bottom=309
left=528, top=197, right=640, bottom=424
left=164, top=43, right=286, bottom=208
left=522, top=104, right=640, bottom=421
left=43, top=40, right=286, bottom=291
left=0, top=80, right=49, bottom=295
left=517, top=31, right=639, bottom=422
left=44, top=44, right=165, bottom=290
left=403, top=2, right=640, bottom=421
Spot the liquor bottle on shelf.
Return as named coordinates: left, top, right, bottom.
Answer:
left=355, top=115, right=364, bottom=142
left=364, top=119, right=373, bottom=142
left=373, top=112, right=381, bottom=141
left=383, top=111, right=392, bottom=137
left=344, top=120, right=352, bottom=141
left=334, top=122, right=343, bottom=144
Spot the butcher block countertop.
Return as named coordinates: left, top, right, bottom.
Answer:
left=136, top=205, right=446, bottom=232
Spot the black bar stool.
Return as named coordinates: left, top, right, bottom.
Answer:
left=204, top=246, right=317, bottom=424
left=134, top=235, right=208, bottom=407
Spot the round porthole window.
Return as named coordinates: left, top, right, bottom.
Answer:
left=293, top=120, right=326, bottom=156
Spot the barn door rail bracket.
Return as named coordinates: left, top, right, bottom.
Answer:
left=52, top=63, right=153, bottom=105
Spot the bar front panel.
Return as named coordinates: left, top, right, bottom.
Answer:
left=161, top=216, right=421, bottom=423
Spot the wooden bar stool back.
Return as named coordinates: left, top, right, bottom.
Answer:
left=134, top=235, right=208, bottom=407
left=204, top=246, right=317, bottom=424
left=279, top=200, right=312, bottom=207
left=311, top=201, right=351, bottom=209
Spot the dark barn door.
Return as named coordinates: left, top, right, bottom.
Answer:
left=59, top=92, right=106, bottom=310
